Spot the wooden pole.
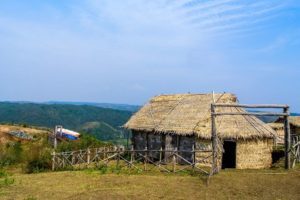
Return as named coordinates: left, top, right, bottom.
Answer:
left=87, top=148, right=91, bottom=165
left=72, top=152, right=75, bottom=165
left=284, top=107, right=291, bottom=170
left=211, top=104, right=218, bottom=174
left=62, top=153, right=65, bottom=168
left=144, top=147, right=148, bottom=171
left=52, top=151, right=56, bottom=171
left=159, top=147, right=162, bottom=167
left=116, top=147, right=120, bottom=168
left=54, top=126, right=57, bottom=149
left=173, top=147, right=177, bottom=173
left=130, top=145, right=134, bottom=168
left=192, top=144, right=195, bottom=171
left=212, top=103, right=289, bottom=109
left=212, top=112, right=288, bottom=117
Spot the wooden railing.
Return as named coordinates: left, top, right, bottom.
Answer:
left=51, top=147, right=213, bottom=175
left=291, top=135, right=300, bottom=167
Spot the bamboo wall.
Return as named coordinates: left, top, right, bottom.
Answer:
left=131, top=131, right=194, bottom=162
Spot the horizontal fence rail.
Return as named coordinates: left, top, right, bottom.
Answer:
left=212, top=112, right=289, bottom=117
left=212, top=103, right=289, bottom=109
left=51, top=147, right=213, bottom=175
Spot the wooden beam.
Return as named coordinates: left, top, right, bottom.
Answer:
left=212, top=103, right=289, bottom=109
left=212, top=112, right=288, bottom=117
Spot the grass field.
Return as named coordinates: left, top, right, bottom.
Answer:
left=1, top=167, right=300, bottom=200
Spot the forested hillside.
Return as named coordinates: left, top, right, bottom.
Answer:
left=0, top=102, right=132, bottom=143
left=46, top=101, right=141, bottom=112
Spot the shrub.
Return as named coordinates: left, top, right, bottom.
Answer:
left=0, top=141, right=23, bottom=166
left=25, top=145, right=51, bottom=173
left=57, top=134, right=110, bottom=152
left=26, top=158, right=50, bottom=173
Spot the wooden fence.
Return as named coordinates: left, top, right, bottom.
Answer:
left=51, top=146, right=212, bottom=175
left=291, top=135, right=300, bottom=167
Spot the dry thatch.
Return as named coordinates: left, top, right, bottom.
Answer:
left=268, top=122, right=284, bottom=130
left=287, top=116, right=300, bottom=127
left=272, top=116, right=300, bottom=128
left=124, top=93, right=276, bottom=140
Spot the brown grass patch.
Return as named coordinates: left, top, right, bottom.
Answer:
left=0, top=168, right=300, bottom=200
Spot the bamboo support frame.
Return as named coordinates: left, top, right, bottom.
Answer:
left=211, top=103, right=291, bottom=171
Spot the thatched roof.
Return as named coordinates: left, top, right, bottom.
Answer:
left=268, top=123, right=283, bottom=130
left=287, top=116, right=300, bottom=127
left=124, top=93, right=276, bottom=140
left=274, top=116, right=300, bottom=128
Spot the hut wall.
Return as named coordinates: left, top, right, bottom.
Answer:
left=195, top=138, right=217, bottom=167
left=236, top=139, right=273, bottom=169
left=132, top=131, right=147, bottom=151
left=178, top=135, right=194, bottom=163
left=147, top=133, right=162, bottom=159
left=164, top=135, right=176, bottom=162
left=291, top=126, right=300, bottom=136
left=275, top=129, right=284, bottom=138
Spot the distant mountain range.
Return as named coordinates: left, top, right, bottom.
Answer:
left=0, top=102, right=133, bottom=144
left=0, top=101, right=298, bottom=143
left=3, top=101, right=141, bottom=112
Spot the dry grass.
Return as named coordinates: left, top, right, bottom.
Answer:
left=0, top=168, right=300, bottom=200
left=0, top=124, right=50, bottom=144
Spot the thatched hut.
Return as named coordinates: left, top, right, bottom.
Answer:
left=124, top=93, right=276, bottom=169
left=269, top=116, right=300, bottom=142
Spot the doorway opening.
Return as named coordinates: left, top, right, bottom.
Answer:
left=222, top=141, right=236, bottom=169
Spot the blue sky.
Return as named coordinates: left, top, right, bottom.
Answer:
left=0, top=0, right=299, bottom=111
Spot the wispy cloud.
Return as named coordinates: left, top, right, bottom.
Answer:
left=0, top=0, right=299, bottom=110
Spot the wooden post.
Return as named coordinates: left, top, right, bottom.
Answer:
left=192, top=144, right=195, bottom=170
left=172, top=147, right=177, bottom=173
left=87, top=148, right=91, bottom=165
left=284, top=107, right=291, bottom=170
left=62, top=153, right=65, bottom=168
left=116, top=147, right=120, bottom=168
left=211, top=104, right=218, bottom=174
left=130, top=145, right=134, bottom=168
left=159, top=147, right=162, bottom=167
left=52, top=151, right=56, bottom=171
left=72, top=152, right=75, bottom=165
left=144, top=147, right=148, bottom=171
left=53, top=126, right=57, bottom=149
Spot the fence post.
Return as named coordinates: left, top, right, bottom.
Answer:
left=116, top=147, right=120, bottom=168
left=284, top=107, right=291, bottom=169
left=159, top=147, right=162, bottom=167
left=52, top=151, right=56, bottom=171
left=192, top=145, right=195, bottom=171
left=173, top=147, right=177, bottom=173
left=130, top=145, right=134, bottom=168
left=87, top=148, right=91, bottom=165
left=211, top=103, right=219, bottom=174
left=71, top=152, right=75, bottom=165
left=144, top=147, right=148, bottom=171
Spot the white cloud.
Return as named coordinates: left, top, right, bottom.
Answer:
left=0, top=0, right=299, bottom=111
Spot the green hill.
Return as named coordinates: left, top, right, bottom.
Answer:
left=79, top=121, right=123, bottom=141
left=0, top=102, right=132, bottom=143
